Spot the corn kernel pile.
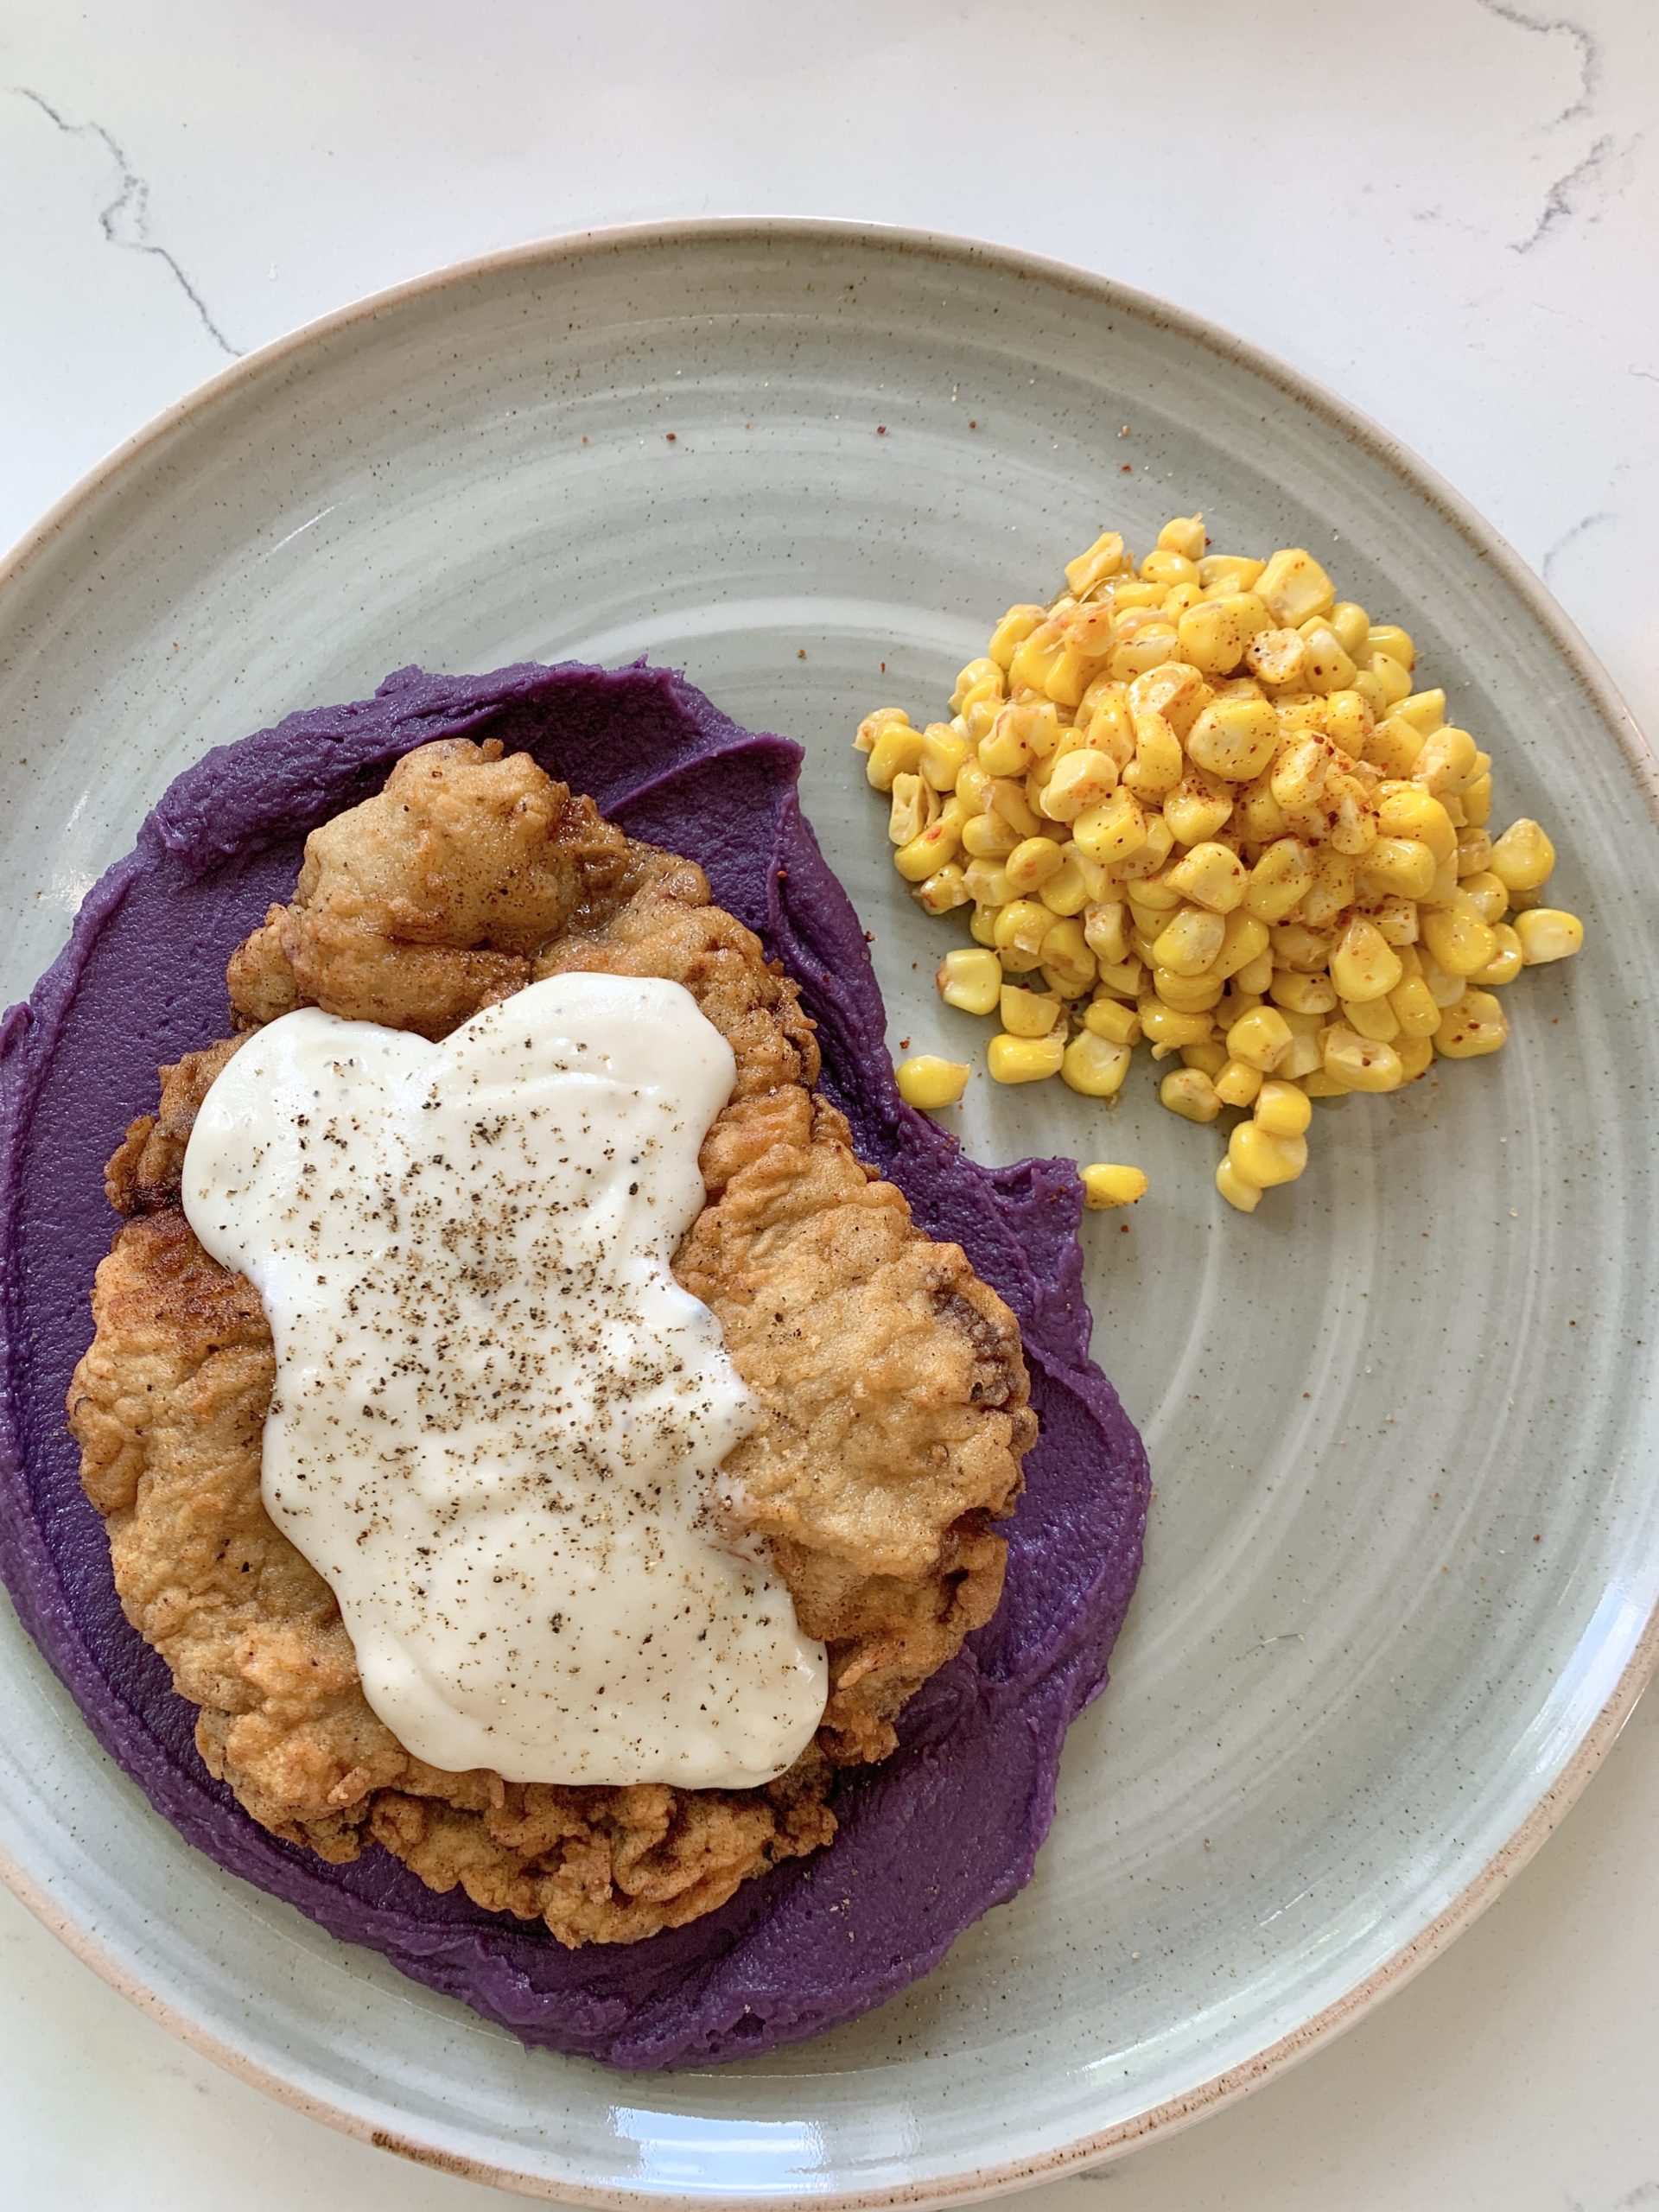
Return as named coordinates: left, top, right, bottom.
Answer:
left=859, top=518, right=1586, bottom=1214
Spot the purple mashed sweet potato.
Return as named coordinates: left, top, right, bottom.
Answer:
left=0, top=662, right=1149, bottom=2068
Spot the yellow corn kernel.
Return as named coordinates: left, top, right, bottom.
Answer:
left=1421, top=956, right=1467, bottom=1008
left=1082, top=900, right=1131, bottom=966
left=1377, top=784, right=1457, bottom=861
left=895, top=821, right=963, bottom=882
left=1064, top=536, right=1126, bottom=598
left=987, top=604, right=1048, bottom=670
left=955, top=757, right=993, bottom=815
left=1211, top=910, right=1268, bottom=981
left=1178, top=594, right=1259, bottom=676
left=1300, top=848, right=1357, bottom=931
left=895, top=1055, right=970, bottom=1111
left=1129, top=658, right=1211, bottom=734
left=1369, top=652, right=1413, bottom=706
left=1081, top=1161, right=1147, bottom=1210
left=1322, top=1025, right=1404, bottom=1092
left=999, top=984, right=1060, bottom=1039
left=1463, top=771, right=1493, bottom=827
left=1227, top=1004, right=1295, bottom=1072
left=1234, top=946, right=1275, bottom=995
left=1342, top=994, right=1401, bottom=1042
left=918, top=724, right=971, bottom=791
left=1062, top=1031, right=1132, bottom=1098
left=1140, top=1000, right=1215, bottom=1049
left=1109, top=624, right=1182, bottom=681
left=1359, top=836, right=1437, bottom=899
left=1414, top=725, right=1479, bottom=795
left=1389, top=976, right=1442, bottom=1039
left=1156, top=514, right=1208, bottom=561
left=1276, top=1029, right=1325, bottom=1080
left=888, top=772, right=937, bottom=846
left=962, top=811, right=1020, bottom=860
left=1062, top=598, right=1116, bottom=654
left=962, top=857, right=1014, bottom=907
left=949, top=657, right=1005, bottom=714
left=1369, top=895, right=1421, bottom=946
left=1515, top=907, right=1585, bottom=964
left=1153, top=966, right=1224, bottom=1014
left=1351, top=669, right=1390, bottom=718
left=1474, top=922, right=1523, bottom=985
left=1390, top=688, right=1445, bottom=734
left=1041, top=747, right=1121, bottom=823
left=1324, top=601, right=1368, bottom=656
left=969, top=905, right=1000, bottom=948
left=1245, top=838, right=1317, bottom=923
left=1111, top=813, right=1177, bottom=882
left=993, top=899, right=1052, bottom=971
left=866, top=721, right=926, bottom=790
left=937, top=947, right=1002, bottom=1015
left=1421, top=904, right=1497, bottom=977
left=1166, top=584, right=1204, bottom=621
left=1268, top=737, right=1333, bottom=824
left=1039, top=855, right=1092, bottom=917
left=1215, top=1058, right=1263, bottom=1109
left=1185, top=694, right=1280, bottom=781
left=987, top=1032, right=1065, bottom=1084
left=1181, top=1038, right=1229, bottom=1077
left=1366, top=623, right=1416, bottom=671
left=1397, top=1035, right=1435, bottom=1082
left=1198, top=554, right=1265, bottom=592
left=1456, top=829, right=1494, bottom=880
left=916, top=863, right=972, bottom=916
left=1300, top=621, right=1358, bottom=695
left=1073, top=789, right=1148, bottom=866
left=1228, top=1118, right=1310, bottom=1187
left=1084, top=996, right=1141, bottom=1045
left=1254, top=1078, right=1312, bottom=1138
left=980, top=700, right=1058, bottom=778
left=1215, top=1157, right=1262, bottom=1213
left=1153, top=905, right=1227, bottom=977
left=855, top=705, right=910, bottom=756
left=1164, top=769, right=1236, bottom=847
left=1255, top=548, right=1337, bottom=627
left=1300, top=1068, right=1352, bottom=1097
left=1420, top=853, right=1460, bottom=909
left=1244, top=626, right=1310, bottom=689
left=1160, top=1068, right=1222, bottom=1123
left=1162, top=840, right=1245, bottom=914
left=1139, top=547, right=1199, bottom=589
left=1456, top=868, right=1504, bottom=922
left=1367, top=715, right=1426, bottom=777
left=1123, top=714, right=1185, bottom=802
left=1007, top=623, right=1070, bottom=700
left=1329, top=918, right=1403, bottom=1004
left=1322, top=688, right=1375, bottom=757
left=1004, top=836, right=1065, bottom=894
left=1435, top=988, right=1510, bottom=1058
left=1270, top=921, right=1336, bottom=975
left=1096, top=956, right=1147, bottom=999
left=1488, top=818, right=1556, bottom=893
left=1109, top=580, right=1163, bottom=611
left=1039, top=917, right=1098, bottom=997
left=1268, top=968, right=1338, bottom=1015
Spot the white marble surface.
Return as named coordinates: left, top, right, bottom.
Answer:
left=2, top=0, right=1656, bottom=2203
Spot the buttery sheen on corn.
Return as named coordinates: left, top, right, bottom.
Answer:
left=855, top=513, right=1586, bottom=1215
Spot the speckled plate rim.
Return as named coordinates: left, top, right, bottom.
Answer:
left=0, top=216, right=1654, bottom=2207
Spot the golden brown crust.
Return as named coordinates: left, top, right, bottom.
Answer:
left=68, top=738, right=1033, bottom=1944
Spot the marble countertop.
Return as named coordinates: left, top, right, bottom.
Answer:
left=3, top=0, right=1656, bottom=2203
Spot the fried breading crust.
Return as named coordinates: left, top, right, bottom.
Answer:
left=68, top=740, right=1034, bottom=1945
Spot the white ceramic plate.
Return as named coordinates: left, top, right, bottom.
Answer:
left=2, top=222, right=1656, bottom=2205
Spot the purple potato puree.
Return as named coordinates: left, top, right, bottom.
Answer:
left=0, top=662, right=1149, bottom=2068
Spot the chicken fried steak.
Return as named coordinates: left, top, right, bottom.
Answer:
left=68, top=740, right=1036, bottom=1947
